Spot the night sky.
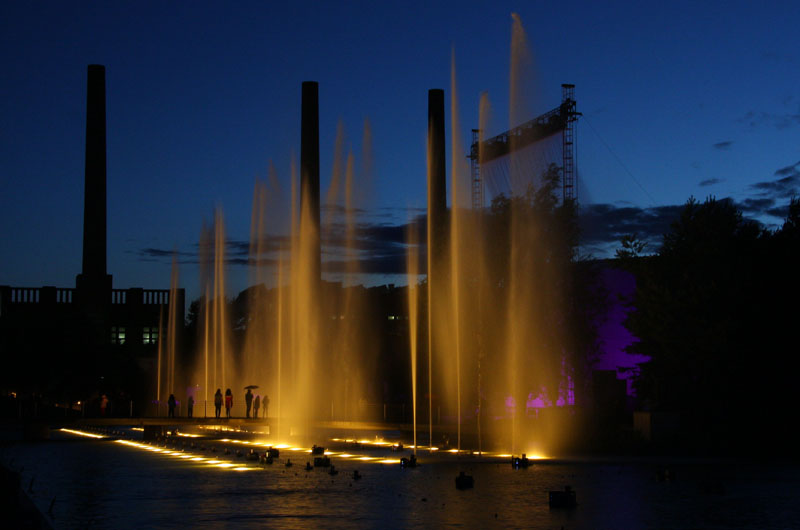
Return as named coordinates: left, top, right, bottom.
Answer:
left=2, top=1, right=799, bottom=300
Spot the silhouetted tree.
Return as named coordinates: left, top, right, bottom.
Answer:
left=622, top=196, right=798, bottom=452
left=615, top=233, right=648, bottom=260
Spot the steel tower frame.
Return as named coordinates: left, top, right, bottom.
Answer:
left=468, top=84, right=580, bottom=208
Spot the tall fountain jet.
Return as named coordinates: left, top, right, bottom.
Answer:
left=76, top=64, right=112, bottom=298
left=291, top=80, right=322, bottom=433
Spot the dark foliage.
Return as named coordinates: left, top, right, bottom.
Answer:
left=621, top=196, right=799, bottom=452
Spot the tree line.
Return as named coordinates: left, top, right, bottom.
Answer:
left=617, top=196, right=800, bottom=453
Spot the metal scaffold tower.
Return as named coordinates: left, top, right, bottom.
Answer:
left=469, top=129, right=483, bottom=210
left=560, top=84, right=579, bottom=203
left=468, top=84, right=581, bottom=208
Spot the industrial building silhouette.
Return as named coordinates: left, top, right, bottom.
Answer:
left=0, top=65, right=184, bottom=413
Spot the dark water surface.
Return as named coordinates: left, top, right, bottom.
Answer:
left=3, top=432, right=800, bottom=529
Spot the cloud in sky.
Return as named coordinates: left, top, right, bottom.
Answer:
left=137, top=167, right=798, bottom=278
left=579, top=191, right=794, bottom=257
left=578, top=203, right=683, bottom=255
left=699, top=178, right=723, bottom=187
left=739, top=197, right=776, bottom=215
left=739, top=108, right=800, bottom=130
left=750, top=174, right=799, bottom=199
left=753, top=175, right=799, bottom=194
left=137, top=214, right=427, bottom=275
left=712, top=141, right=733, bottom=150
left=739, top=163, right=799, bottom=219
left=774, top=160, right=800, bottom=177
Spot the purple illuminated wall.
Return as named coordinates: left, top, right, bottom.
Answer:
left=594, top=266, right=648, bottom=396
left=504, top=265, right=646, bottom=413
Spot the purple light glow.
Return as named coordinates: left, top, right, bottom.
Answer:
left=595, top=267, right=649, bottom=396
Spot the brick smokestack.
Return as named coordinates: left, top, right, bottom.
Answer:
left=427, top=88, right=446, bottom=262
left=301, top=81, right=321, bottom=284
left=77, top=64, right=112, bottom=294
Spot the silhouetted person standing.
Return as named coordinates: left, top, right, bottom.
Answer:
left=253, top=395, right=260, bottom=418
left=225, top=388, right=233, bottom=418
left=214, top=389, right=222, bottom=419
left=263, top=395, right=269, bottom=418
left=168, top=394, right=176, bottom=418
left=245, top=389, right=253, bottom=418
left=187, top=395, right=194, bottom=418
left=100, top=394, right=108, bottom=417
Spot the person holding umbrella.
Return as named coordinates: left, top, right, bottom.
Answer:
left=245, top=388, right=253, bottom=418
left=243, top=385, right=258, bottom=418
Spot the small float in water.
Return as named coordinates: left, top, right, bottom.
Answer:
left=549, top=486, right=577, bottom=508
left=512, top=454, right=530, bottom=469
left=455, top=471, right=474, bottom=490
left=400, top=455, right=417, bottom=468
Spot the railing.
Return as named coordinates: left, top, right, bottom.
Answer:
left=10, top=287, right=40, bottom=303
left=56, top=288, right=74, bottom=303
left=110, top=289, right=170, bottom=305
left=3, top=286, right=174, bottom=306
left=4, top=287, right=74, bottom=304
left=142, top=290, right=170, bottom=305
left=111, top=289, right=126, bottom=304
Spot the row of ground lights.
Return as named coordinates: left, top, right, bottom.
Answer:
left=329, top=437, right=547, bottom=460
left=59, top=428, right=399, bottom=466
left=60, top=428, right=545, bottom=462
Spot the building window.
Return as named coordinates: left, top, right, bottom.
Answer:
left=143, top=326, right=159, bottom=345
left=111, top=326, right=126, bottom=345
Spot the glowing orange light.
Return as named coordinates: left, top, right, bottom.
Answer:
left=60, top=428, right=104, bottom=439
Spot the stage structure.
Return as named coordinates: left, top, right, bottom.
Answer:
left=469, top=84, right=580, bottom=208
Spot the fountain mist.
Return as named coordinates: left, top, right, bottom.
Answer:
left=155, top=255, right=180, bottom=412
left=189, top=95, right=375, bottom=442
left=405, top=217, right=420, bottom=454
left=420, top=14, right=575, bottom=455
left=176, top=18, right=577, bottom=455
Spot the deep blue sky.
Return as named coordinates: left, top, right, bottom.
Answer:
left=2, top=1, right=799, bottom=300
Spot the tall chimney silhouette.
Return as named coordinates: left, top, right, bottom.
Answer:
left=301, top=81, right=321, bottom=284
left=76, top=64, right=112, bottom=295
left=427, top=88, right=446, bottom=262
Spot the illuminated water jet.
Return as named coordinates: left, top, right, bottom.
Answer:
left=169, top=15, right=577, bottom=457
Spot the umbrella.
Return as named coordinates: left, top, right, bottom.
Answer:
left=244, top=385, right=259, bottom=389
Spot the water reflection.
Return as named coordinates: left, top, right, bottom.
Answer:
left=4, top=435, right=800, bottom=529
